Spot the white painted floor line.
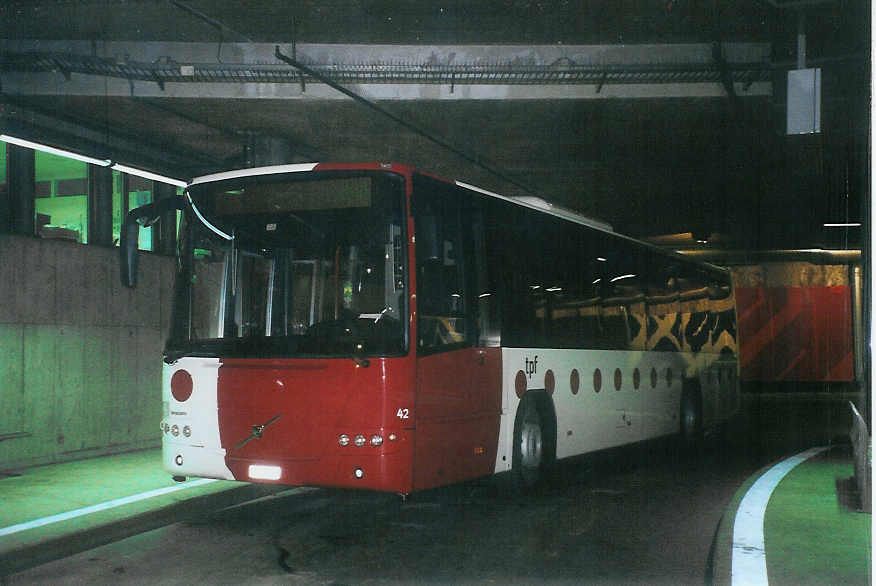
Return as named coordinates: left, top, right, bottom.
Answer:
left=731, top=446, right=829, bottom=586
left=0, top=478, right=218, bottom=537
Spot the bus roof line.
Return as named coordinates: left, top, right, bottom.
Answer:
left=511, top=195, right=615, bottom=232
left=189, top=163, right=319, bottom=186
left=454, top=180, right=614, bottom=233
left=455, top=179, right=731, bottom=278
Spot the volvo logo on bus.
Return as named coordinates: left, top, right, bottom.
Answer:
left=524, top=355, right=538, bottom=379
left=233, top=414, right=282, bottom=450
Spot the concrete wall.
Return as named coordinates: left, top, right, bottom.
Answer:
left=0, top=234, right=175, bottom=470
left=730, top=263, right=854, bottom=383
left=731, top=263, right=849, bottom=288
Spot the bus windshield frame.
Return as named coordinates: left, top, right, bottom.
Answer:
left=166, top=170, right=409, bottom=361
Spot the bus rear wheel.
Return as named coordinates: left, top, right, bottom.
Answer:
left=679, top=384, right=703, bottom=453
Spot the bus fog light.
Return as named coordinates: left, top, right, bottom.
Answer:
left=354, top=468, right=364, bottom=479
left=338, top=434, right=350, bottom=447
left=183, top=425, right=192, bottom=438
left=249, top=465, right=282, bottom=480
left=370, top=434, right=383, bottom=446
left=388, top=433, right=397, bottom=441
left=171, top=424, right=180, bottom=437
left=353, top=434, right=366, bottom=447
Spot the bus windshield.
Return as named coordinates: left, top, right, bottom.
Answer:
left=169, top=171, right=407, bottom=359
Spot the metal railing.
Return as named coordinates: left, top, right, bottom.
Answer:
left=849, top=401, right=871, bottom=513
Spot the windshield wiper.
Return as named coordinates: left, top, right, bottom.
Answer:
left=358, top=306, right=392, bottom=323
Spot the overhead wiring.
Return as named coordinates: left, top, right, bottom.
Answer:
left=166, top=0, right=540, bottom=198
left=167, top=0, right=254, bottom=43
left=272, top=46, right=540, bottom=198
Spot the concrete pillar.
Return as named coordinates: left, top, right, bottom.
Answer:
left=6, top=144, right=35, bottom=235
left=154, top=181, right=178, bottom=256
left=88, top=164, right=114, bottom=246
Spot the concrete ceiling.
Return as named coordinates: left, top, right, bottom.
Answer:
left=0, top=1, right=869, bottom=250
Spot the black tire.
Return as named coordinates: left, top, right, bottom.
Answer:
left=679, top=383, right=704, bottom=453
left=511, top=394, right=555, bottom=492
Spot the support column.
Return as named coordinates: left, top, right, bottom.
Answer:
left=6, top=145, right=35, bottom=235
left=88, top=164, right=114, bottom=246
left=154, top=181, right=178, bottom=256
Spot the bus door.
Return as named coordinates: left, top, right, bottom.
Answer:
left=412, top=175, right=501, bottom=490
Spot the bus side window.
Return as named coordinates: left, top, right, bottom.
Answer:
left=469, top=201, right=499, bottom=347
left=541, top=222, right=578, bottom=348
left=598, top=239, right=644, bottom=350
left=498, top=210, right=547, bottom=348
left=677, top=267, right=710, bottom=352
left=413, top=176, right=469, bottom=352
left=645, top=259, right=681, bottom=352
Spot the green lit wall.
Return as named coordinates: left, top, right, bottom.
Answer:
left=0, top=235, right=174, bottom=468
left=34, top=151, right=88, bottom=243
left=0, top=142, right=177, bottom=468
left=112, top=173, right=153, bottom=251
left=24, top=150, right=154, bottom=250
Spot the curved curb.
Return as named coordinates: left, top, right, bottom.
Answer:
left=0, top=483, right=285, bottom=577
left=730, top=446, right=830, bottom=586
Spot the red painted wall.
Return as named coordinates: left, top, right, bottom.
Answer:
left=735, top=286, right=853, bottom=382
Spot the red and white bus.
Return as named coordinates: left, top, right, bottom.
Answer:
left=124, top=162, right=739, bottom=494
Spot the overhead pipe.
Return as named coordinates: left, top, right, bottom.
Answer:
left=676, top=248, right=862, bottom=265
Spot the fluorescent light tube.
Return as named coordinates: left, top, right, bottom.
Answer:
left=0, top=134, right=112, bottom=167
left=823, top=222, right=861, bottom=227
left=111, top=163, right=187, bottom=187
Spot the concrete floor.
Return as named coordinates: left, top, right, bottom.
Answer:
left=0, top=390, right=868, bottom=584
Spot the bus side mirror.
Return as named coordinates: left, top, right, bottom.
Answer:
left=119, top=196, right=186, bottom=288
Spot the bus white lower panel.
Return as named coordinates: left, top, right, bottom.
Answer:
left=161, top=357, right=235, bottom=480
left=494, top=348, right=730, bottom=473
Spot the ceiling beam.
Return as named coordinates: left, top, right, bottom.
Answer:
left=1, top=40, right=773, bottom=101
left=0, top=99, right=220, bottom=178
